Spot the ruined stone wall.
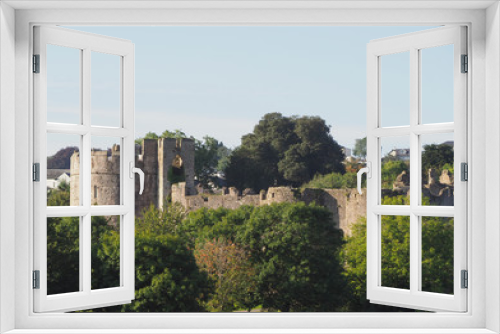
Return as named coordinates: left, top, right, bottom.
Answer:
left=172, top=183, right=260, bottom=211
left=301, top=188, right=367, bottom=236
left=135, top=140, right=159, bottom=216
left=172, top=183, right=368, bottom=236
left=70, top=138, right=197, bottom=216
left=158, top=138, right=196, bottom=210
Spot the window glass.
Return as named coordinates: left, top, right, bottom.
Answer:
left=47, top=217, right=80, bottom=295
left=91, top=52, right=121, bottom=127
left=381, top=215, right=410, bottom=290
left=92, top=216, right=121, bottom=290
left=421, top=45, right=454, bottom=124
left=380, top=52, right=410, bottom=127
left=47, top=133, right=80, bottom=206
left=90, top=137, right=122, bottom=206
left=421, top=216, right=454, bottom=294
left=47, top=44, right=81, bottom=124
left=381, top=136, right=410, bottom=205
left=421, top=133, right=454, bottom=206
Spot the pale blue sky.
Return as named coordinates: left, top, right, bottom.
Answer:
left=48, top=26, right=454, bottom=155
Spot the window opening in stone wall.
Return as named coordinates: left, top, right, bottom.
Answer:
left=44, top=26, right=460, bottom=313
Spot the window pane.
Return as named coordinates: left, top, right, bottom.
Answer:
left=47, top=133, right=80, bottom=206
left=421, top=216, right=454, bottom=294
left=381, top=136, right=410, bottom=205
left=92, top=216, right=120, bottom=290
left=421, top=133, right=454, bottom=206
left=90, top=137, right=121, bottom=206
left=91, top=52, right=121, bottom=127
left=421, top=45, right=454, bottom=124
left=381, top=215, right=410, bottom=290
left=47, top=44, right=81, bottom=124
left=47, top=217, right=80, bottom=295
left=380, top=52, right=410, bottom=127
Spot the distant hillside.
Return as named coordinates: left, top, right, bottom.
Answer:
left=47, top=146, right=79, bottom=169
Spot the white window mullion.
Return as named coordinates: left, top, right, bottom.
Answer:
left=409, top=46, right=420, bottom=295
left=365, top=45, right=380, bottom=300
left=81, top=47, right=92, bottom=294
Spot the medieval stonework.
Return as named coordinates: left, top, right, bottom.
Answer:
left=70, top=138, right=196, bottom=214
left=70, top=138, right=454, bottom=237
left=172, top=183, right=367, bottom=236
left=70, top=144, right=121, bottom=206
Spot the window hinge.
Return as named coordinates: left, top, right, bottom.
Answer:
left=33, top=54, right=40, bottom=73
left=33, top=163, right=40, bottom=182
left=33, top=270, right=40, bottom=289
left=461, top=162, right=468, bottom=181
left=461, top=54, right=468, bottom=73
left=461, top=270, right=468, bottom=289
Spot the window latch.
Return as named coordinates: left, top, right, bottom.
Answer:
left=357, top=161, right=371, bottom=195
left=130, top=162, right=145, bottom=195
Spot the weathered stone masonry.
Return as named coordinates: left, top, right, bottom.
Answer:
left=172, top=183, right=366, bottom=236
left=70, top=138, right=196, bottom=215
left=70, top=137, right=454, bottom=237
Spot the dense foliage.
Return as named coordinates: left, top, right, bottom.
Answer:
left=353, top=137, right=367, bottom=158
left=225, top=113, right=345, bottom=191
left=303, top=172, right=358, bottom=189
left=342, top=196, right=454, bottom=312
left=47, top=181, right=453, bottom=313
left=47, top=146, right=79, bottom=169
left=421, top=143, right=454, bottom=183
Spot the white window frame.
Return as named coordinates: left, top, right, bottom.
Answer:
left=365, top=26, right=468, bottom=312
left=1, top=1, right=499, bottom=333
left=33, top=25, right=136, bottom=313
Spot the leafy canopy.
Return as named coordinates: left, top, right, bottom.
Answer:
left=225, top=113, right=345, bottom=191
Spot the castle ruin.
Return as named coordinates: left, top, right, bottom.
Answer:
left=70, top=138, right=196, bottom=214
left=69, top=138, right=454, bottom=237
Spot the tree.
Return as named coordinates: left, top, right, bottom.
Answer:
left=236, top=202, right=347, bottom=312
left=194, top=136, right=222, bottom=190
left=303, top=172, right=358, bottom=189
left=225, top=113, right=345, bottom=191
left=161, top=129, right=187, bottom=139
left=47, top=216, right=80, bottom=295
left=195, top=238, right=258, bottom=312
left=135, top=131, right=159, bottom=145
left=47, top=181, right=71, bottom=206
left=353, top=137, right=367, bottom=158
left=47, top=146, right=79, bottom=169
left=421, top=143, right=454, bottom=183
left=381, top=160, right=409, bottom=189
left=342, top=194, right=453, bottom=311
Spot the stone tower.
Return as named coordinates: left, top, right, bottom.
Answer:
left=70, top=144, right=121, bottom=206
left=157, top=138, right=195, bottom=210
left=69, top=138, right=196, bottom=213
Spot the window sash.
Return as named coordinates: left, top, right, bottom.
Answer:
left=366, top=26, right=468, bottom=312
left=33, top=25, right=136, bottom=313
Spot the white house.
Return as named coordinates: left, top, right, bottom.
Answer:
left=46, top=169, right=70, bottom=189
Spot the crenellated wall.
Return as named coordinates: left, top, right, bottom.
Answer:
left=70, top=144, right=121, bottom=206
left=70, top=138, right=196, bottom=215
left=172, top=183, right=367, bottom=236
